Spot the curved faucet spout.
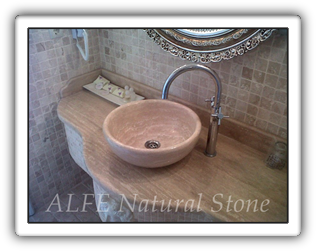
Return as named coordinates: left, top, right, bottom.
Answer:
left=162, top=64, right=222, bottom=110
left=161, top=64, right=226, bottom=158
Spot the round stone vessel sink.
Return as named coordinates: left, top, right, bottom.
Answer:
left=103, top=99, right=202, bottom=168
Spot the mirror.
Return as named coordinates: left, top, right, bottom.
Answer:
left=144, top=29, right=277, bottom=63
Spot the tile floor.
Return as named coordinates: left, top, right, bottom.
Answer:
left=29, top=176, right=102, bottom=222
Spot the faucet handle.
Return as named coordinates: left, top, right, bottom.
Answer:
left=211, top=107, right=229, bottom=125
left=205, top=96, right=215, bottom=107
left=217, top=107, right=229, bottom=125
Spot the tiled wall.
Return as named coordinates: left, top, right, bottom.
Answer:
left=28, top=29, right=100, bottom=210
left=29, top=28, right=287, bottom=211
left=99, top=29, right=287, bottom=139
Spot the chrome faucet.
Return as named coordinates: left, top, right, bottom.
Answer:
left=162, top=64, right=228, bottom=157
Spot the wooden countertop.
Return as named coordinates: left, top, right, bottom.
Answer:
left=57, top=90, right=287, bottom=222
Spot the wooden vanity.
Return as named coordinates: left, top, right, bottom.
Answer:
left=57, top=69, right=287, bottom=222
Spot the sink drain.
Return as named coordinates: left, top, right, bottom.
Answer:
left=145, top=140, right=161, bottom=149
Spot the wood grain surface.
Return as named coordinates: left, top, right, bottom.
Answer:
left=58, top=90, right=287, bottom=222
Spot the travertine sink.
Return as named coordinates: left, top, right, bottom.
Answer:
left=103, top=99, right=202, bottom=168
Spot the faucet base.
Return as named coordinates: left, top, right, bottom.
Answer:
left=204, top=151, right=217, bottom=158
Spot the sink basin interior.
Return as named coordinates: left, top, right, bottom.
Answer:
left=108, top=101, right=198, bottom=149
left=103, top=99, right=201, bottom=168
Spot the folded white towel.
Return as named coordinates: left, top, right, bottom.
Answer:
left=103, top=83, right=117, bottom=93
left=112, top=87, right=125, bottom=98
left=93, top=75, right=110, bottom=89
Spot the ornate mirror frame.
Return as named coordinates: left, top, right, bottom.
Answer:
left=144, top=29, right=277, bottom=63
